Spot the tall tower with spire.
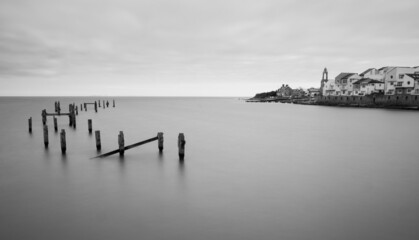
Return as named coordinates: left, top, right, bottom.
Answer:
left=320, top=68, right=328, bottom=96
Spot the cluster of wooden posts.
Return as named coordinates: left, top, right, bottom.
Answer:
left=29, top=99, right=186, bottom=160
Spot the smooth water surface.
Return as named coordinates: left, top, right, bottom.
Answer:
left=1, top=97, right=418, bottom=240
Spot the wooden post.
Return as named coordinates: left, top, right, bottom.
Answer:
left=84, top=103, right=87, bottom=111
left=54, top=101, right=58, bottom=112
left=60, top=129, right=66, bottom=154
left=157, top=132, right=164, bottom=152
left=106, top=101, right=109, bottom=107
left=94, top=101, right=98, bottom=112
left=178, top=133, right=186, bottom=160
left=28, top=117, right=32, bottom=133
left=95, top=130, right=101, bottom=150
left=113, top=99, right=115, bottom=107
left=68, top=107, right=73, bottom=126
left=88, top=119, right=92, bottom=134
left=42, top=109, right=47, bottom=125
left=98, top=100, right=101, bottom=107
left=118, top=131, right=124, bottom=156
left=58, top=101, right=61, bottom=114
left=72, top=111, right=76, bottom=129
left=43, top=125, right=49, bottom=148
left=75, top=106, right=78, bottom=115
left=54, top=117, right=58, bottom=132
left=103, top=100, right=105, bottom=109
left=80, top=104, right=83, bottom=111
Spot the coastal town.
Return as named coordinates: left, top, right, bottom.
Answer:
left=248, top=66, right=419, bottom=108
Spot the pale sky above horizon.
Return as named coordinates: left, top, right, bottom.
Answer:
left=1, top=0, right=418, bottom=96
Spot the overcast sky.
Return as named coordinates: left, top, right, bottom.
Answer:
left=1, top=0, right=418, bottom=96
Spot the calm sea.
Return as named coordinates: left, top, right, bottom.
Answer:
left=1, top=97, right=418, bottom=240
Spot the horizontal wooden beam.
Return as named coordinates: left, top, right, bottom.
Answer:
left=46, top=113, right=70, bottom=116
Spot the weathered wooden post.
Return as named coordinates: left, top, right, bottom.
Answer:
left=42, top=109, right=47, bottom=125
left=72, top=111, right=76, bottom=128
left=94, top=101, right=98, bottom=113
left=80, top=104, right=83, bottom=111
left=106, top=101, right=109, bottom=107
left=60, top=129, right=66, bottom=154
left=68, top=105, right=73, bottom=127
left=98, top=100, right=101, bottom=107
left=95, top=130, right=101, bottom=150
left=84, top=103, right=87, bottom=111
left=88, top=119, right=92, bottom=134
left=43, top=125, right=49, bottom=148
left=157, top=132, right=164, bottom=153
left=28, top=117, right=32, bottom=133
left=75, top=106, right=78, bottom=115
left=54, top=117, right=58, bottom=132
left=118, top=131, right=124, bottom=156
left=103, top=100, right=105, bottom=109
left=113, top=99, right=115, bottom=107
left=54, top=101, right=58, bottom=112
left=178, top=133, right=186, bottom=160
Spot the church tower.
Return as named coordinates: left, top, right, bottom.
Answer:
left=322, top=68, right=328, bottom=81
left=320, top=68, right=328, bottom=96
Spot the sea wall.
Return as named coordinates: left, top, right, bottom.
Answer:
left=315, top=94, right=419, bottom=108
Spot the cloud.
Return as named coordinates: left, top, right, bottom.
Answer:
left=1, top=0, right=419, bottom=95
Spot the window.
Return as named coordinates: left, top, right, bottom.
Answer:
left=391, top=75, right=393, bottom=79
left=397, top=82, right=403, bottom=86
left=399, top=74, right=404, bottom=79
left=407, top=81, right=410, bottom=85
left=390, top=82, right=394, bottom=85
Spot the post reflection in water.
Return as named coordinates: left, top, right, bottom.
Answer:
left=43, top=147, right=50, bottom=160
left=118, top=155, right=125, bottom=175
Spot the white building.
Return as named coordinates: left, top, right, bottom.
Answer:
left=383, top=67, right=416, bottom=95
left=405, top=73, right=419, bottom=95
left=323, top=79, right=337, bottom=96
left=334, top=72, right=361, bottom=95
left=352, top=78, right=384, bottom=95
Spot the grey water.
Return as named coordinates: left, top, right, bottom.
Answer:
left=1, top=97, right=418, bottom=240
